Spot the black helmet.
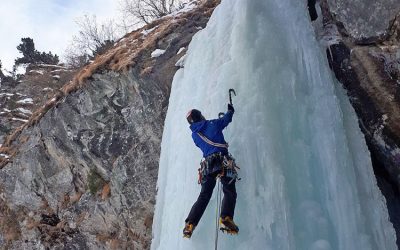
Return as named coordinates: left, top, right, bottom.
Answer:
left=186, top=109, right=205, bottom=124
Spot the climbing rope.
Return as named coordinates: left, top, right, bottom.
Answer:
left=214, top=178, right=223, bottom=250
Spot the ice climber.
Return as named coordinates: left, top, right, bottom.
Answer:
left=183, top=104, right=239, bottom=238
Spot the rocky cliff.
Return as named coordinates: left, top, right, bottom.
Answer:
left=313, top=0, right=400, bottom=245
left=0, top=0, right=399, bottom=249
left=0, top=64, right=76, bottom=144
left=0, top=1, right=219, bottom=248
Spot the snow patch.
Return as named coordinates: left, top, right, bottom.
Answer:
left=142, top=27, right=157, bottom=36
left=175, top=54, right=186, bottom=67
left=37, top=64, right=68, bottom=69
left=0, top=154, right=10, bottom=159
left=29, top=70, right=45, bottom=75
left=11, top=117, right=29, bottom=123
left=15, top=108, right=32, bottom=115
left=151, top=49, right=166, bottom=58
left=166, top=1, right=198, bottom=17
left=51, top=69, right=71, bottom=73
left=16, top=98, right=34, bottom=104
left=177, top=47, right=186, bottom=55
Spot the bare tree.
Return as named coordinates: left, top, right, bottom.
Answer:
left=64, top=46, right=90, bottom=69
left=65, top=15, right=119, bottom=68
left=74, top=15, right=117, bottom=55
left=119, top=0, right=188, bottom=26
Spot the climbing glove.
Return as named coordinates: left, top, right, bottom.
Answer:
left=228, top=103, right=235, bottom=113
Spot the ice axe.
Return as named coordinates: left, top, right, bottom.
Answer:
left=229, top=88, right=236, bottom=106
left=218, top=89, right=236, bottom=118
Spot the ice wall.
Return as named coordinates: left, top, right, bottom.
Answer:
left=151, top=0, right=397, bottom=249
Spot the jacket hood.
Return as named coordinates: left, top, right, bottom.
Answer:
left=190, top=120, right=207, bottom=133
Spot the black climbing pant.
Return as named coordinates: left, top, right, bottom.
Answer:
left=185, top=173, right=237, bottom=226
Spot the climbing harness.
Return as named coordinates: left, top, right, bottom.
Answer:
left=197, top=153, right=240, bottom=185
left=223, top=154, right=241, bottom=184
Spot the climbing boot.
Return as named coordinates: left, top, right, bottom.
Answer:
left=183, top=222, right=195, bottom=238
left=220, top=216, right=239, bottom=235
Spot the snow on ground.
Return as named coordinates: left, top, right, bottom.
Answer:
left=151, top=49, right=167, bottom=58
left=37, top=64, right=69, bottom=69
left=29, top=70, right=45, bottom=75
left=142, top=27, right=157, bottom=36
left=16, top=98, right=34, bottom=104
left=51, top=69, right=72, bottom=73
left=167, top=1, right=198, bottom=17
left=177, top=47, right=186, bottom=55
left=0, top=154, right=10, bottom=159
left=175, top=55, right=186, bottom=67
left=15, top=108, right=32, bottom=115
left=11, top=117, right=29, bottom=123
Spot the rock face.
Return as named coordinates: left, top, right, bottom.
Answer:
left=316, top=0, right=400, bottom=245
left=0, top=1, right=219, bottom=249
left=327, top=0, right=400, bottom=42
left=0, top=64, right=76, bottom=143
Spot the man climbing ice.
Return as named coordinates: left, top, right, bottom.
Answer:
left=183, top=103, right=239, bottom=238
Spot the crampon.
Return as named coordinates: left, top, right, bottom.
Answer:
left=219, top=216, right=239, bottom=235
left=183, top=223, right=195, bottom=238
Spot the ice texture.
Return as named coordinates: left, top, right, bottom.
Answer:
left=152, top=0, right=397, bottom=249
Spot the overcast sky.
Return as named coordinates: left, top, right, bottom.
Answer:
left=0, top=0, right=120, bottom=71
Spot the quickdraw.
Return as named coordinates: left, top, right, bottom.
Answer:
left=222, top=154, right=241, bottom=184
left=198, top=159, right=207, bottom=184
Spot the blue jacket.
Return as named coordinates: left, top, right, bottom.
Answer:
left=189, top=110, right=234, bottom=157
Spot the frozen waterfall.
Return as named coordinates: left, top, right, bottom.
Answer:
left=151, top=0, right=397, bottom=249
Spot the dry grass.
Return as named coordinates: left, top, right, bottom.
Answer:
left=143, top=214, right=153, bottom=229
left=140, top=66, right=153, bottom=77
left=101, top=183, right=111, bottom=200
left=128, top=228, right=149, bottom=249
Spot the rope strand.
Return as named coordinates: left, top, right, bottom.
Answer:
left=214, top=178, right=222, bottom=250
